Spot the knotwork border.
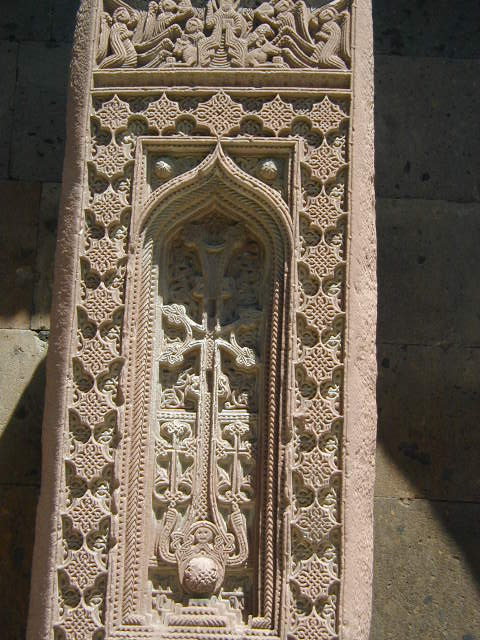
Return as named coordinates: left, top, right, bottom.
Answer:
left=60, top=86, right=350, bottom=640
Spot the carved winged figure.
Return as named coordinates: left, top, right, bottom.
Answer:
left=310, top=3, right=351, bottom=70
left=98, top=7, right=138, bottom=69
left=98, top=0, right=195, bottom=68
left=245, top=24, right=282, bottom=67
left=131, top=1, right=159, bottom=43
left=97, top=0, right=351, bottom=70
left=201, top=0, right=249, bottom=67
left=173, top=17, right=206, bottom=66
left=254, top=0, right=317, bottom=68
left=134, top=0, right=195, bottom=67
left=256, top=0, right=311, bottom=39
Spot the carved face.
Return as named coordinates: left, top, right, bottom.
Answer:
left=162, top=0, right=177, bottom=13
left=148, top=2, right=158, bottom=15
left=113, top=7, right=131, bottom=24
left=318, top=7, right=337, bottom=23
left=194, top=526, right=214, bottom=544
left=185, top=17, right=203, bottom=34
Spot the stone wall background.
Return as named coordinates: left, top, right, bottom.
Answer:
left=0, top=1, right=478, bottom=638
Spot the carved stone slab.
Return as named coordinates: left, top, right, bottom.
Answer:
left=27, top=2, right=376, bottom=640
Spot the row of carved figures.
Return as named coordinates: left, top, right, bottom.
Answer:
left=97, top=0, right=351, bottom=70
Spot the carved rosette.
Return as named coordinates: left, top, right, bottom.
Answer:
left=51, top=1, right=355, bottom=639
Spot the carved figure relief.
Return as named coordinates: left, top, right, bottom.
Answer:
left=27, top=1, right=377, bottom=640
left=96, top=0, right=351, bottom=69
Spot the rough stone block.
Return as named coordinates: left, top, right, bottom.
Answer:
left=375, top=343, right=480, bottom=502
left=32, top=183, right=60, bottom=331
left=0, top=41, right=18, bottom=179
left=371, top=498, right=480, bottom=640
left=11, top=42, right=70, bottom=183
left=373, top=0, right=480, bottom=58
left=0, top=181, right=41, bottom=329
left=0, top=0, right=51, bottom=41
left=375, top=56, right=480, bottom=202
left=0, top=330, right=47, bottom=487
left=51, top=1, right=79, bottom=43
left=0, top=486, right=39, bottom=640
left=377, top=197, right=480, bottom=346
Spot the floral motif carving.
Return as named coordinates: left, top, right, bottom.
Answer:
left=144, top=94, right=181, bottom=130
left=259, top=94, right=297, bottom=133
left=195, top=91, right=244, bottom=135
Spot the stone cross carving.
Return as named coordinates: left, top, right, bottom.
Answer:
left=27, top=2, right=376, bottom=640
left=154, top=221, right=257, bottom=596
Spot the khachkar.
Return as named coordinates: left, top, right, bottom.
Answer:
left=27, top=1, right=376, bottom=640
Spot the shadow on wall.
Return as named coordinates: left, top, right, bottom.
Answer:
left=0, top=357, right=46, bottom=640
left=372, top=0, right=480, bottom=636
left=0, top=0, right=79, bottom=638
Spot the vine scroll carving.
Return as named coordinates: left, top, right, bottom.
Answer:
left=27, top=2, right=376, bottom=640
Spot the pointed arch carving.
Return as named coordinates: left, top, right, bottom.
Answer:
left=112, top=143, right=295, bottom=636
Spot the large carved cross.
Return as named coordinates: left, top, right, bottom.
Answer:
left=157, top=220, right=258, bottom=581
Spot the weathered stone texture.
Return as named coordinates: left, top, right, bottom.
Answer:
left=0, top=4, right=71, bottom=638
left=0, top=486, right=40, bottom=640
left=0, top=0, right=79, bottom=43
left=51, top=1, right=81, bottom=44
left=371, top=498, right=480, bottom=640
left=375, top=56, right=480, bottom=202
left=0, top=0, right=52, bottom=41
left=0, top=331, right=46, bottom=640
left=11, top=42, right=70, bottom=182
left=377, top=198, right=480, bottom=345
left=0, top=41, right=18, bottom=179
left=372, top=0, right=480, bottom=637
left=0, top=181, right=41, bottom=329
left=376, top=343, right=480, bottom=502
left=32, top=184, right=60, bottom=331
left=373, top=0, right=480, bottom=58
left=0, top=330, right=47, bottom=485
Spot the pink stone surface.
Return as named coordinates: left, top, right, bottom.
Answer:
left=27, top=2, right=376, bottom=638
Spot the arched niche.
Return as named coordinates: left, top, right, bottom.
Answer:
left=115, top=146, right=294, bottom=635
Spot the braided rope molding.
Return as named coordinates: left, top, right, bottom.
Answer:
left=133, top=146, right=292, bottom=631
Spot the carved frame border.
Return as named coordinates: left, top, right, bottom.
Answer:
left=109, top=137, right=298, bottom=637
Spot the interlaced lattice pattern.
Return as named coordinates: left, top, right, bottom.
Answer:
left=56, top=85, right=349, bottom=640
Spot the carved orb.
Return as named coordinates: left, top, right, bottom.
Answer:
left=182, top=556, right=219, bottom=595
left=154, top=157, right=174, bottom=181
left=258, top=159, right=278, bottom=182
